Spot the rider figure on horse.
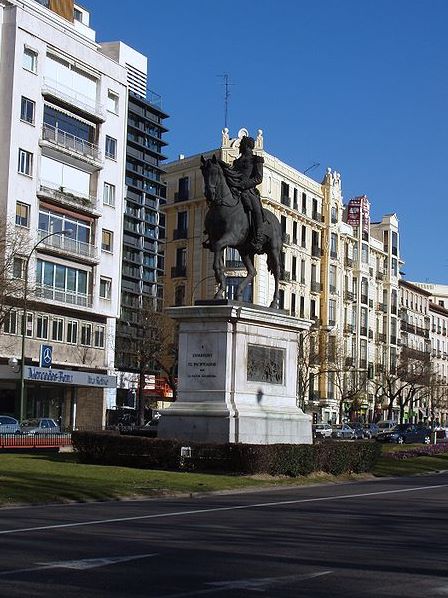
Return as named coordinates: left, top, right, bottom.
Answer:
left=232, top=136, right=265, bottom=253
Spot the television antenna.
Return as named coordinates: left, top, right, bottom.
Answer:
left=218, top=73, right=235, bottom=130
left=304, top=162, right=320, bottom=174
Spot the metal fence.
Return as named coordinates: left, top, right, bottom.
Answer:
left=0, top=433, right=72, bottom=449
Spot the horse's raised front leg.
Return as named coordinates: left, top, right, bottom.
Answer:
left=236, top=252, right=256, bottom=302
left=212, top=243, right=226, bottom=299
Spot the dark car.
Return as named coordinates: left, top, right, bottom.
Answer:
left=363, top=423, right=380, bottom=438
left=376, top=423, right=432, bottom=444
left=350, top=423, right=370, bottom=439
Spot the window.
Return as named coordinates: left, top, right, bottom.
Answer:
left=20, top=97, right=35, bottom=124
left=301, top=192, right=307, bottom=214
left=105, top=136, right=117, bottom=159
left=23, top=47, right=37, bottom=73
left=107, top=90, right=119, bottom=114
left=4, top=310, right=17, bottom=334
left=51, top=317, right=64, bottom=342
left=16, top=202, right=30, bottom=227
left=67, top=320, right=78, bottom=344
left=12, top=257, right=25, bottom=279
left=18, top=149, right=33, bottom=176
left=21, top=312, right=33, bottom=337
left=329, top=299, right=336, bottom=325
left=36, top=315, right=49, bottom=340
left=301, top=260, right=306, bottom=284
left=99, top=277, right=112, bottom=300
left=80, top=322, right=92, bottom=346
left=177, top=176, right=189, bottom=201
left=103, top=182, right=116, bottom=207
left=361, top=243, right=369, bottom=264
left=330, top=233, right=338, bottom=257
left=102, top=230, right=113, bottom=252
left=301, top=225, right=306, bottom=248
left=74, top=7, right=83, bottom=21
left=174, top=285, right=185, bottom=306
left=94, top=325, right=105, bottom=348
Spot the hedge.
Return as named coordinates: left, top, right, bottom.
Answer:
left=71, top=431, right=380, bottom=476
left=383, top=442, right=448, bottom=460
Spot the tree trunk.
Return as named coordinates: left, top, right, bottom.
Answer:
left=138, top=369, right=146, bottom=426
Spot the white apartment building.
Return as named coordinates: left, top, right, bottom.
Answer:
left=0, top=0, right=129, bottom=428
left=162, top=128, right=402, bottom=423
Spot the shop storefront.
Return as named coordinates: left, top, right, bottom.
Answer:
left=0, top=365, right=116, bottom=430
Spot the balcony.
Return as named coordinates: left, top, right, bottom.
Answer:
left=37, top=180, right=100, bottom=216
left=311, top=245, right=322, bottom=258
left=312, top=211, right=323, bottom=222
left=42, top=77, right=106, bottom=123
left=282, top=233, right=291, bottom=245
left=344, top=257, right=353, bottom=268
left=376, top=271, right=384, bottom=281
left=377, top=333, right=386, bottom=342
left=360, top=359, right=367, bottom=370
left=280, top=269, right=291, bottom=282
left=36, top=285, right=92, bottom=308
left=171, top=265, right=187, bottom=278
left=345, top=357, right=354, bottom=367
left=344, top=324, right=354, bottom=334
left=390, top=335, right=397, bottom=345
left=173, top=228, right=188, bottom=240
left=330, top=250, right=338, bottom=259
left=368, top=329, right=374, bottom=339
left=377, top=303, right=387, bottom=313
left=311, top=281, right=322, bottom=293
left=329, top=284, right=337, bottom=294
left=415, top=326, right=430, bottom=338
left=174, top=191, right=189, bottom=202
left=40, top=123, right=102, bottom=170
left=360, top=327, right=367, bottom=337
left=37, top=229, right=98, bottom=263
left=344, top=290, right=354, bottom=302
left=361, top=294, right=368, bottom=305
left=280, top=195, right=291, bottom=207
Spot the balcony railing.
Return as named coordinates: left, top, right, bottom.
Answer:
left=226, top=259, right=244, bottom=269
left=377, top=303, right=387, bottom=313
left=376, top=271, right=384, bottom=281
left=42, top=77, right=105, bottom=121
left=280, top=196, right=291, bottom=207
left=329, top=284, right=336, bottom=294
left=344, top=257, right=353, bottom=268
left=280, top=269, right=291, bottom=282
left=311, top=245, right=322, bottom=258
left=41, top=123, right=102, bottom=164
left=312, top=211, right=323, bottom=222
left=344, top=324, right=354, bottom=334
left=311, top=281, right=322, bottom=293
left=330, top=250, right=338, bottom=259
left=360, top=327, right=367, bottom=337
left=37, top=229, right=98, bottom=260
left=38, top=180, right=99, bottom=213
left=36, top=285, right=92, bottom=308
left=282, top=233, right=291, bottom=245
left=345, top=290, right=354, bottom=302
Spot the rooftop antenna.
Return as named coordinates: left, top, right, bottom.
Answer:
left=304, top=162, right=320, bottom=174
left=218, top=73, right=235, bottom=129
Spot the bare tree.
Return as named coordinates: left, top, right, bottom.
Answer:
left=116, top=297, right=178, bottom=426
left=296, top=329, right=319, bottom=410
left=373, top=347, right=431, bottom=423
left=0, top=221, right=31, bottom=329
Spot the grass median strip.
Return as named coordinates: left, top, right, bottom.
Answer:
left=1, top=445, right=447, bottom=507
left=0, top=452, right=368, bottom=507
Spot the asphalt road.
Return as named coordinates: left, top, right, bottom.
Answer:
left=1, top=473, right=448, bottom=597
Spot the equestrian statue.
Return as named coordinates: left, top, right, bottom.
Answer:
left=200, top=135, right=283, bottom=309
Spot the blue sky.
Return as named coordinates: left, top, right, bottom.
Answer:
left=91, top=0, right=448, bottom=284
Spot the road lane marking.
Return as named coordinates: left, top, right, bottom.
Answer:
left=0, top=483, right=447, bottom=537
left=0, top=553, right=158, bottom=577
left=150, top=571, right=333, bottom=598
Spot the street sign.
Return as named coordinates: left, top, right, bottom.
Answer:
left=39, top=344, right=53, bottom=368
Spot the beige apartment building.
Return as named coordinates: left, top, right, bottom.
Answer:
left=162, top=128, right=401, bottom=423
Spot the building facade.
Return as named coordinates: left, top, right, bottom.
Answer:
left=162, top=128, right=402, bottom=423
left=100, top=42, right=168, bottom=404
left=0, top=0, right=129, bottom=428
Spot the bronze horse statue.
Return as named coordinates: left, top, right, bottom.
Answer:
left=200, top=155, right=283, bottom=309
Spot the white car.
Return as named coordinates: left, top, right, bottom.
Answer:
left=313, top=423, right=333, bottom=438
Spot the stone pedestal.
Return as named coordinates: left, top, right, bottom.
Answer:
left=157, top=301, right=313, bottom=445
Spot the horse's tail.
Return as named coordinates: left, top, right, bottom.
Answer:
left=266, top=251, right=277, bottom=276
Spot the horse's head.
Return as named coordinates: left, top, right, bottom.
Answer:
left=200, top=154, right=224, bottom=203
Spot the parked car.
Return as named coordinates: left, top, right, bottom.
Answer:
left=350, top=423, right=371, bottom=439
left=0, top=415, right=21, bottom=435
left=313, top=423, right=333, bottom=439
left=363, top=423, right=380, bottom=438
left=21, top=418, right=60, bottom=435
left=376, top=420, right=396, bottom=433
left=332, top=424, right=358, bottom=440
left=376, top=423, right=432, bottom=444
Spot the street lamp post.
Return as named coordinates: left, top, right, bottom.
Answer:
left=19, top=229, right=72, bottom=423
